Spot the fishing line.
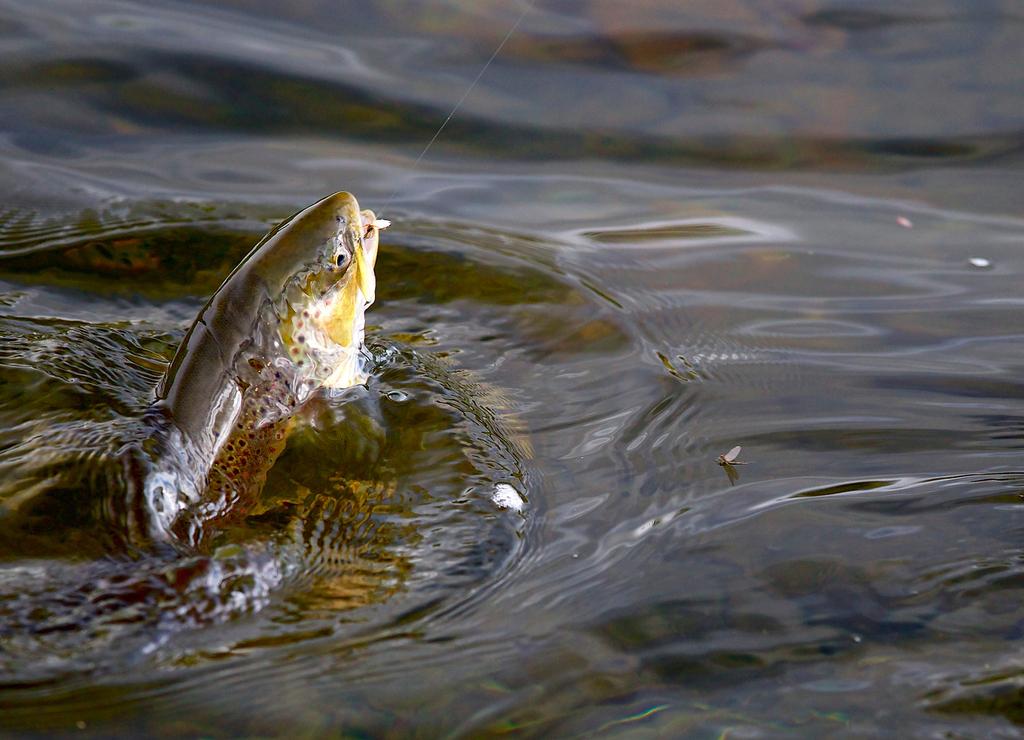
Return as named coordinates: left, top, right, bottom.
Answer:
left=382, top=0, right=533, bottom=211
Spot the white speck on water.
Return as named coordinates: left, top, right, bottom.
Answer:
left=897, top=216, right=913, bottom=228
left=492, top=483, right=525, bottom=512
left=634, top=517, right=661, bottom=537
left=968, top=257, right=991, bottom=268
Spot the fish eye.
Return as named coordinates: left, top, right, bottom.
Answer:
left=335, top=251, right=350, bottom=268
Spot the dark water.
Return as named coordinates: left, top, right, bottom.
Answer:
left=1, top=0, right=1023, bottom=735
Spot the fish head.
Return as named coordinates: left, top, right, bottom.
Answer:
left=155, top=192, right=389, bottom=451
left=271, top=193, right=388, bottom=389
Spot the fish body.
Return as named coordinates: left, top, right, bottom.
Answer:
left=141, top=192, right=383, bottom=548
left=0, top=196, right=539, bottom=678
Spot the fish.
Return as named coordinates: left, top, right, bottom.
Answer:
left=141, top=191, right=387, bottom=549
left=0, top=193, right=529, bottom=677
left=0, top=192, right=399, bottom=675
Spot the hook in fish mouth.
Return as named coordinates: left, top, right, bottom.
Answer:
left=366, top=218, right=391, bottom=236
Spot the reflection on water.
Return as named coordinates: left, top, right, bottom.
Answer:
left=0, top=0, right=1023, bottom=735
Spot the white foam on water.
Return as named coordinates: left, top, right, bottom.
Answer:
left=492, top=483, right=525, bottom=513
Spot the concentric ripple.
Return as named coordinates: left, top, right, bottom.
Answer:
left=1, top=172, right=1023, bottom=734
left=0, top=216, right=548, bottom=691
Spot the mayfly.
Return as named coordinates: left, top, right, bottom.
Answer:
left=716, top=446, right=749, bottom=466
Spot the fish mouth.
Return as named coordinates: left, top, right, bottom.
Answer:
left=354, top=208, right=385, bottom=305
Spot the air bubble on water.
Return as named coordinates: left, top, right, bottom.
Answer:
left=968, top=257, right=991, bottom=268
left=492, top=483, right=525, bottom=513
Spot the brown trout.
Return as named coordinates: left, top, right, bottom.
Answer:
left=0, top=193, right=535, bottom=678
left=140, top=191, right=386, bottom=550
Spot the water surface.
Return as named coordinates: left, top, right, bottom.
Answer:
left=1, top=0, right=1023, bottom=736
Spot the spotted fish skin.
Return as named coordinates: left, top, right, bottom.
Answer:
left=0, top=193, right=395, bottom=680
left=169, top=364, right=296, bottom=550
left=141, top=192, right=381, bottom=548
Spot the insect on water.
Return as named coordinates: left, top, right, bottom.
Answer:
left=716, top=446, right=748, bottom=466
